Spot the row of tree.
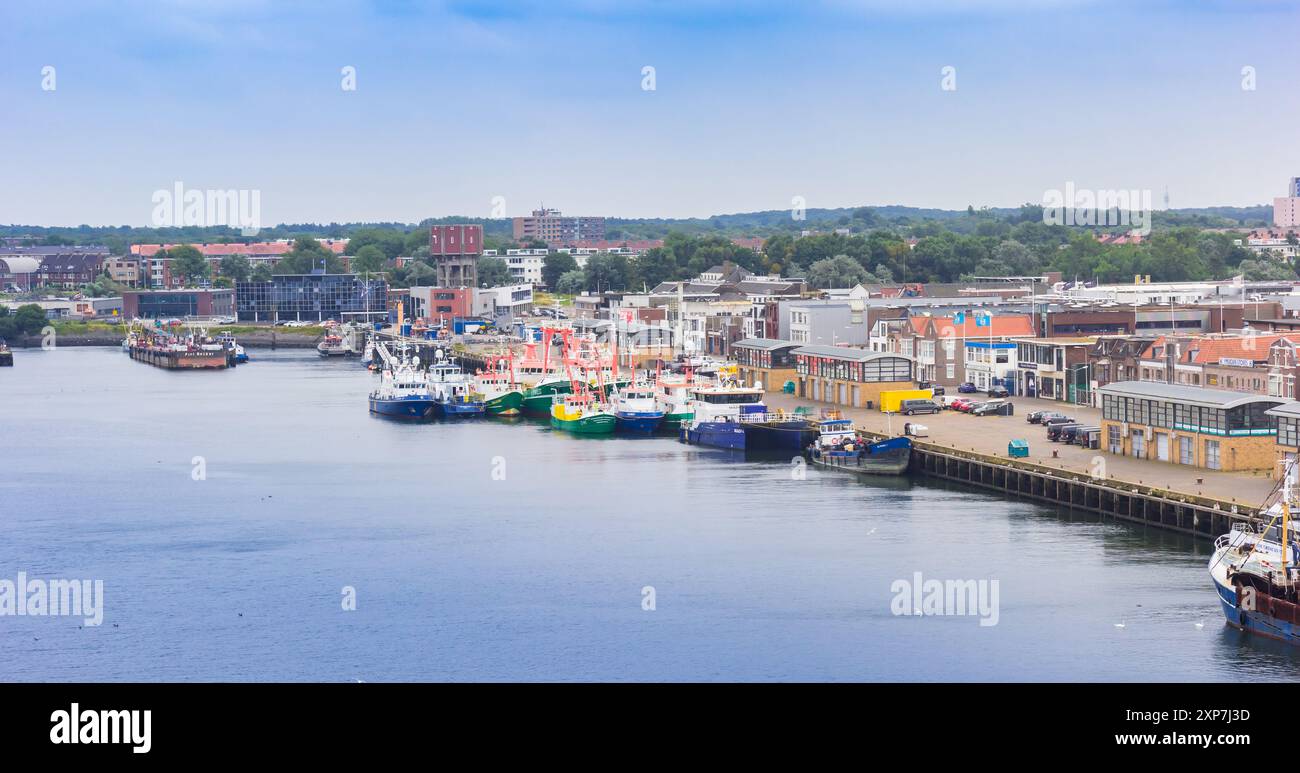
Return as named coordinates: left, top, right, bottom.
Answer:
left=0, top=305, right=48, bottom=340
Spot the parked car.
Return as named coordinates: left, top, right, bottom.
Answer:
left=1042, top=416, right=1075, bottom=428
left=903, top=422, right=929, bottom=437
left=919, top=381, right=946, bottom=397
left=987, top=385, right=1009, bottom=398
left=900, top=398, right=941, bottom=416
left=951, top=398, right=976, bottom=412
left=957, top=382, right=978, bottom=393
left=1027, top=410, right=1068, bottom=424
left=1067, top=425, right=1100, bottom=445
left=1075, top=428, right=1101, bottom=449
left=1047, top=422, right=1081, bottom=442
left=973, top=400, right=1014, bottom=417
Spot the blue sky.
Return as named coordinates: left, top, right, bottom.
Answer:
left=1, top=0, right=1297, bottom=226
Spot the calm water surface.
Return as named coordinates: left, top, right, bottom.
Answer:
left=3, top=346, right=1299, bottom=681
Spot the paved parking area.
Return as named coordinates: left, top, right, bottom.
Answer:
left=763, top=391, right=1277, bottom=508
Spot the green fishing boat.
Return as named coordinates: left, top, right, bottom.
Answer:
left=550, top=393, right=617, bottom=435
left=484, top=390, right=524, bottom=416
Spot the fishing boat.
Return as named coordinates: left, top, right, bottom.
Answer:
left=678, top=383, right=766, bottom=450
left=612, top=385, right=664, bottom=434
left=368, top=348, right=436, bottom=420
left=427, top=361, right=486, bottom=417
left=550, top=389, right=616, bottom=435
left=805, top=417, right=912, bottom=475
left=1209, top=461, right=1300, bottom=643
left=0, top=339, right=12, bottom=367
left=521, top=327, right=626, bottom=416
left=474, top=353, right=525, bottom=416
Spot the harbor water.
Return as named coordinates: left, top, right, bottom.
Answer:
left=3, top=347, right=1300, bottom=681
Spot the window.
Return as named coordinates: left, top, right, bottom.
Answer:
left=1280, top=418, right=1300, bottom=449
left=946, top=363, right=955, bottom=380
left=1179, top=436, right=1193, bottom=464
left=1108, top=425, right=1122, bottom=454
left=1205, top=439, right=1221, bottom=470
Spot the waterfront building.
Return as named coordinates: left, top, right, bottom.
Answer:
left=235, top=274, right=387, bottom=323
left=1267, top=402, right=1300, bottom=473
left=790, top=344, right=914, bottom=409
left=894, top=313, right=1034, bottom=388
left=474, top=283, right=534, bottom=321
left=1013, top=337, right=1095, bottom=402
left=407, top=287, right=472, bottom=327
left=512, top=208, right=605, bottom=245
left=1099, top=381, right=1285, bottom=471
left=429, top=224, right=482, bottom=288
left=732, top=338, right=801, bottom=392
left=1086, top=335, right=1159, bottom=402
left=123, top=289, right=234, bottom=319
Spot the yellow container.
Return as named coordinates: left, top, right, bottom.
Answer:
left=878, top=389, right=934, bottom=412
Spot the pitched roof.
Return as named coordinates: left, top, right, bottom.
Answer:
left=908, top=313, right=1035, bottom=338
left=1182, top=334, right=1292, bottom=364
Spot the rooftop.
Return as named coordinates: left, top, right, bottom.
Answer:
left=791, top=344, right=914, bottom=362
left=732, top=337, right=800, bottom=351
left=1099, top=380, right=1289, bottom=410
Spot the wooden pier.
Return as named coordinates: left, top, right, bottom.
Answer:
left=857, top=429, right=1261, bottom=539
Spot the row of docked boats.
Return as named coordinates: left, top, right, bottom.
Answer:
left=363, top=328, right=911, bottom=473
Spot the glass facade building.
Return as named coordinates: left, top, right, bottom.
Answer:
left=236, top=274, right=388, bottom=322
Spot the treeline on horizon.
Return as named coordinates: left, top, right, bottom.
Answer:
left=2, top=203, right=1289, bottom=292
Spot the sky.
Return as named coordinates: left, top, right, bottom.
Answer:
left=1, top=0, right=1298, bottom=227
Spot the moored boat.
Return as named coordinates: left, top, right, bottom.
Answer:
left=550, top=390, right=616, bottom=435
left=1209, top=462, right=1300, bottom=643
left=427, top=362, right=486, bottom=417
left=678, top=383, right=766, bottom=450
left=612, top=386, right=664, bottom=434
left=368, top=351, right=436, bottom=420
left=806, top=417, right=911, bottom=475
left=0, top=339, right=12, bottom=367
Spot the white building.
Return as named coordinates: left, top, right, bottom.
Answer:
left=474, top=283, right=534, bottom=320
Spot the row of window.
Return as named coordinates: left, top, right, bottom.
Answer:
left=1101, top=394, right=1277, bottom=435
left=794, top=355, right=912, bottom=383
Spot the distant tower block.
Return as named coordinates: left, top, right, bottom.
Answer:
left=429, top=224, right=483, bottom=288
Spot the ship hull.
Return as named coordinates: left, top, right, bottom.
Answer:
left=551, top=413, right=617, bottom=435
left=484, top=391, right=524, bottom=416
left=614, top=411, right=664, bottom=434
left=129, top=345, right=229, bottom=370
left=810, top=447, right=911, bottom=476
left=680, top=421, right=747, bottom=450
left=369, top=397, right=436, bottom=420
left=522, top=382, right=571, bottom=416
left=658, top=411, right=692, bottom=432
left=1210, top=554, right=1300, bottom=644
left=435, top=400, right=486, bottom=417
left=741, top=420, right=818, bottom=451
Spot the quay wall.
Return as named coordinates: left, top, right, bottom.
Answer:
left=856, top=429, right=1262, bottom=540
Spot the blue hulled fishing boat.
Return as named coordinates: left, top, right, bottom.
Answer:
left=368, top=349, right=436, bottom=420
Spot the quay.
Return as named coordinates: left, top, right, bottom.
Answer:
left=764, top=391, right=1274, bottom=539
